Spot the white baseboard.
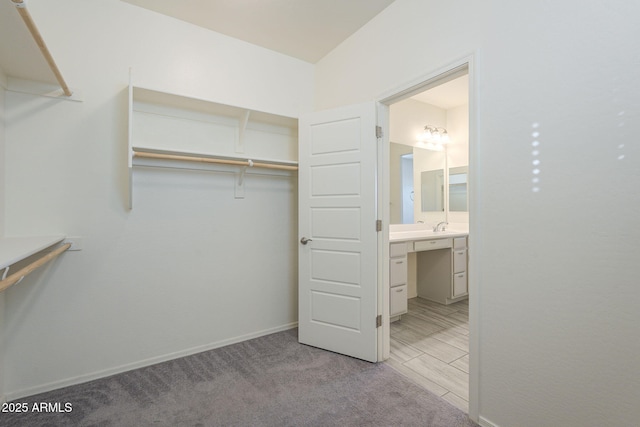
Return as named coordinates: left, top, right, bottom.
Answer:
left=478, top=415, right=500, bottom=427
left=6, top=322, right=298, bottom=401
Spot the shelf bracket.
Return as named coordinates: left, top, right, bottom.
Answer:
left=235, top=160, right=254, bottom=199
left=236, top=110, right=251, bottom=153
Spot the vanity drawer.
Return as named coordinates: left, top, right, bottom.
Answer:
left=414, top=238, right=452, bottom=252
left=390, top=284, right=408, bottom=316
left=453, top=236, right=467, bottom=249
left=453, top=249, right=467, bottom=273
left=453, top=272, right=467, bottom=297
left=390, top=242, right=408, bottom=258
left=390, top=257, right=408, bottom=286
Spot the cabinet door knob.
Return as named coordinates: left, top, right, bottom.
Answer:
left=300, top=237, right=313, bottom=245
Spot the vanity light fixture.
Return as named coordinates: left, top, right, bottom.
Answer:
left=420, top=125, right=450, bottom=143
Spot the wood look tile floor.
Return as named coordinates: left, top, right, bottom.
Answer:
left=386, top=297, right=470, bottom=413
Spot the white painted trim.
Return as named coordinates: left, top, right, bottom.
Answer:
left=376, top=53, right=481, bottom=423
left=377, top=102, right=390, bottom=362
left=465, top=51, right=481, bottom=424
left=6, top=77, right=83, bottom=102
left=478, top=416, right=500, bottom=427
left=5, top=322, right=298, bottom=401
left=377, top=55, right=472, bottom=104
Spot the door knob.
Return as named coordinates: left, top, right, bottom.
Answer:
left=300, top=237, right=313, bottom=245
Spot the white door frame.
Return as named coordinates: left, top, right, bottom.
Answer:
left=375, top=53, right=480, bottom=422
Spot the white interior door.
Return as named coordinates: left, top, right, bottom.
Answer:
left=298, top=102, right=379, bottom=362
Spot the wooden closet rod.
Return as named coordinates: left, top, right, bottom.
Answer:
left=134, top=151, right=299, bottom=171
left=0, top=243, right=71, bottom=293
left=12, top=0, right=72, bottom=97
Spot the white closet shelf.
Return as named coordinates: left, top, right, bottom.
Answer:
left=127, top=73, right=299, bottom=208
left=132, top=147, right=298, bottom=170
left=0, top=235, right=66, bottom=270
left=131, top=86, right=298, bottom=129
left=0, top=235, right=72, bottom=293
left=9, top=0, right=73, bottom=97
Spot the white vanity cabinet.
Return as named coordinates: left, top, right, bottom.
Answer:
left=416, top=236, right=469, bottom=305
left=452, top=237, right=468, bottom=298
left=388, top=231, right=469, bottom=319
left=389, top=242, right=408, bottom=318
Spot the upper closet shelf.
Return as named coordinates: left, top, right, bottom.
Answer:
left=127, top=77, right=299, bottom=208
left=0, top=235, right=72, bottom=292
left=0, top=235, right=65, bottom=270
left=7, top=0, right=76, bottom=99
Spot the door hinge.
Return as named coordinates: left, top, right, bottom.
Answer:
left=376, top=314, right=382, bottom=328
left=376, top=219, right=382, bottom=232
left=375, top=125, right=383, bottom=138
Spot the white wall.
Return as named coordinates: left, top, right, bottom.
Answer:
left=316, top=1, right=640, bottom=426
left=390, top=98, right=446, bottom=146
left=2, top=0, right=313, bottom=398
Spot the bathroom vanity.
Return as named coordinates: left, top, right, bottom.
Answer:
left=389, top=227, right=469, bottom=319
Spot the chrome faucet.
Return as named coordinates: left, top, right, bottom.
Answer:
left=433, top=221, right=448, bottom=232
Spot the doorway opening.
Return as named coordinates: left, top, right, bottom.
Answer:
left=379, top=60, right=474, bottom=414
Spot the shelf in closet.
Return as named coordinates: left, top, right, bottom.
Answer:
left=0, top=235, right=71, bottom=292
left=127, top=78, right=299, bottom=208
left=0, top=235, right=65, bottom=270
left=0, top=1, right=78, bottom=99
left=132, top=147, right=298, bottom=171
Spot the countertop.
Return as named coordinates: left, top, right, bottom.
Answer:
left=389, top=225, right=468, bottom=243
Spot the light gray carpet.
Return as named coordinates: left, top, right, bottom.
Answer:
left=0, top=329, right=478, bottom=426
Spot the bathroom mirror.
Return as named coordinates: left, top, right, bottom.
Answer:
left=449, top=166, right=468, bottom=212
left=421, top=169, right=445, bottom=212
left=391, top=142, right=447, bottom=223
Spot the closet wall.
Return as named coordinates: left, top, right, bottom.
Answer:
left=2, top=0, right=313, bottom=399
